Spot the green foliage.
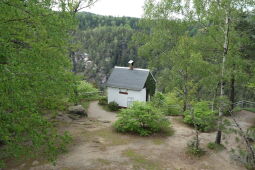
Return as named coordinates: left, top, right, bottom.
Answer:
left=207, top=142, right=225, bottom=151
left=108, top=101, right=119, bottom=112
left=80, top=26, right=146, bottom=86
left=98, top=96, right=108, bottom=105
left=163, top=92, right=182, bottom=115
left=80, top=100, right=90, bottom=112
left=122, top=149, right=162, bottom=170
left=0, top=0, right=76, bottom=166
left=151, top=92, right=182, bottom=116
left=187, top=138, right=205, bottom=157
left=138, top=0, right=255, bottom=108
left=114, top=102, right=171, bottom=136
left=77, top=81, right=99, bottom=100
left=231, top=147, right=255, bottom=170
left=214, top=96, right=231, bottom=116
left=243, top=108, right=255, bottom=113
left=67, top=13, right=142, bottom=88
left=247, top=127, right=255, bottom=142
left=0, top=112, right=72, bottom=167
left=184, top=101, right=217, bottom=132
left=151, top=92, right=165, bottom=108
left=233, top=107, right=255, bottom=113
left=77, top=12, right=139, bottom=30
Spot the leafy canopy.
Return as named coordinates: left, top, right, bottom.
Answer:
left=184, top=101, right=217, bottom=132
left=0, top=0, right=77, bottom=166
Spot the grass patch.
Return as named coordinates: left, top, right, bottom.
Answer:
left=152, top=138, right=166, bottom=145
left=122, top=149, right=162, bottom=170
left=83, top=127, right=131, bottom=146
left=244, top=108, right=255, bottom=113
left=186, top=146, right=206, bottom=157
left=207, top=142, right=225, bottom=151
left=98, top=97, right=120, bottom=112
left=99, top=104, right=120, bottom=113
left=186, top=138, right=206, bottom=157
left=94, top=158, right=112, bottom=166
left=233, top=107, right=255, bottom=113
left=160, top=126, right=175, bottom=136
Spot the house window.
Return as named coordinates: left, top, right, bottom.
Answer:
left=119, top=89, right=128, bottom=95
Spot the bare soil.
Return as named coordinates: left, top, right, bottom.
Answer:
left=7, top=101, right=255, bottom=170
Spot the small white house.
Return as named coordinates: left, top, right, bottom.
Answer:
left=105, top=60, right=156, bottom=107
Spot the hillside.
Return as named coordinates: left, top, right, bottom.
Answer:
left=77, top=12, right=140, bottom=30
left=73, top=12, right=145, bottom=87
left=73, top=12, right=147, bottom=87
left=1, top=1, right=255, bottom=169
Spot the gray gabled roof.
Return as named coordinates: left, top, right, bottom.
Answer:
left=106, top=66, right=152, bottom=91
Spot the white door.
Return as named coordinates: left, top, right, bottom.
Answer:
left=127, top=97, right=134, bottom=108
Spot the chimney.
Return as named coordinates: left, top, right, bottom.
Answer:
left=128, top=60, right=134, bottom=70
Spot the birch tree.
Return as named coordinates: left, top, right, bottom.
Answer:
left=142, top=0, right=255, bottom=144
left=192, top=0, right=255, bottom=145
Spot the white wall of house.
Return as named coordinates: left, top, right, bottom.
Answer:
left=107, top=87, right=146, bottom=107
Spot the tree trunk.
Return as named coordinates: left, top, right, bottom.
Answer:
left=215, top=130, right=222, bottom=144
left=71, top=51, right=77, bottom=73
left=211, top=85, right=218, bottom=112
left=230, top=74, right=235, bottom=110
left=191, top=108, right=200, bottom=150
left=195, top=129, right=199, bottom=150
left=183, top=69, right=188, bottom=112
left=183, top=93, right=187, bottom=112
left=215, top=11, right=230, bottom=145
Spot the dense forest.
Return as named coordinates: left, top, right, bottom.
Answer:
left=136, top=1, right=255, bottom=107
left=77, top=12, right=139, bottom=30
left=136, top=0, right=255, bottom=150
left=1, top=0, right=255, bottom=169
left=73, top=12, right=146, bottom=87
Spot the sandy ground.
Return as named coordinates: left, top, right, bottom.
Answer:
left=6, top=101, right=255, bottom=170
left=87, top=101, right=117, bottom=123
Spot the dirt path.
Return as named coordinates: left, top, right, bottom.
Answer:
left=233, top=110, right=255, bottom=129
left=7, top=104, right=255, bottom=170
left=87, top=101, right=117, bottom=123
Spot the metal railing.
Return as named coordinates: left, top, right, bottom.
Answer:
left=233, top=100, right=255, bottom=109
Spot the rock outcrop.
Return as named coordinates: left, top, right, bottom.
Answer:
left=68, top=105, right=87, bottom=117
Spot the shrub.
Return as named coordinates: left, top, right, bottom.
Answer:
left=77, top=81, right=99, bottom=100
left=214, top=96, right=231, bottom=116
left=231, top=147, right=255, bottom=170
left=184, top=101, right=217, bottom=132
left=108, top=101, right=119, bottom=111
left=113, top=102, right=171, bottom=136
left=163, top=92, right=182, bottom=115
left=207, top=142, right=225, bottom=151
left=98, top=96, right=107, bottom=105
left=247, top=127, right=255, bottom=142
left=151, top=92, right=182, bottom=116
left=151, top=92, right=165, bottom=108
left=187, top=138, right=205, bottom=157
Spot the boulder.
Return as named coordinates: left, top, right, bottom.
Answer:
left=68, top=114, right=81, bottom=120
left=56, top=114, right=72, bottom=123
left=68, top=105, right=87, bottom=117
